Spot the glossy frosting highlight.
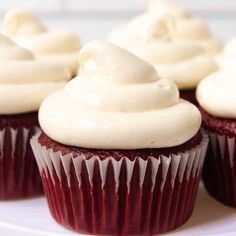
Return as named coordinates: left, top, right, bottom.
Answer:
left=39, top=40, right=201, bottom=149
left=0, top=34, right=71, bottom=115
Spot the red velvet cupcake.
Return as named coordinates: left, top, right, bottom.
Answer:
left=197, top=67, right=236, bottom=207
left=31, top=41, right=208, bottom=235
left=0, top=34, right=71, bottom=199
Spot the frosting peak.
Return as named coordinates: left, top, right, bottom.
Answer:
left=3, top=9, right=81, bottom=76
left=109, top=1, right=222, bottom=57
left=39, top=40, right=201, bottom=149
left=79, top=41, right=158, bottom=85
left=3, top=9, right=46, bottom=37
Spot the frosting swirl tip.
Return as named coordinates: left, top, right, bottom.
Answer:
left=79, top=40, right=160, bottom=84
left=3, top=8, right=46, bottom=37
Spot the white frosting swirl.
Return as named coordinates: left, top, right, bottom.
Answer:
left=197, top=65, right=236, bottom=119
left=147, top=0, right=223, bottom=55
left=0, top=34, right=71, bottom=115
left=109, top=14, right=218, bottom=89
left=174, top=17, right=223, bottom=55
left=3, top=9, right=46, bottom=37
left=3, top=9, right=81, bottom=76
left=39, top=40, right=201, bottom=149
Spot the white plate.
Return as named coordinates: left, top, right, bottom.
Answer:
left=0, top=185, right=235, bottom=236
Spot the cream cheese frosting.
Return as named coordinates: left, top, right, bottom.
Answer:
left=3, top=9, right=81, bottom=76
left=0, top=34, right=71, bottom=115
left=109, top=15, right=218, bottom=89
left=149, top=0, right=223, bottom=55
left=0, top=33, right=34, bottom=60
left=173, top=17, right=223, bottom=55
left=197, top=65, right=236, bottom=119
left=39, top=40, right=201, bottom=149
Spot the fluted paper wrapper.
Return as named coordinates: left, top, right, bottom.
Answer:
left=31, top=133, right=208, bottom=235
left=0, top=126, right=43, bottom=199
left=203, top=129, right=236, bottom=207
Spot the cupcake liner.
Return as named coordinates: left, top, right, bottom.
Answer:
left=0, top=126, right=43, bottom=199
left=31, top=133, right=208, bottom=235
left=202, top=129, right=236, bottom=207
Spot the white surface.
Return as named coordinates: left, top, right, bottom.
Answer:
left=0, top=185, right=236, bottom=236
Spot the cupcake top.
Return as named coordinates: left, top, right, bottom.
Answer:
left=147, top=0, right=223, bottom=55
left=39, top=40, right=201, bottom=149
left=0, top=34, right=71, bottom=115
left=109, top=15, right=218, bottom=89
left=197, top=64, right=236, bottom=119
left=3, top=9, right=81, bottom=76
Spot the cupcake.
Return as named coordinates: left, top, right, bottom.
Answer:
left=197, top=65, right=236, bottom=207
left=0, top=34, right=71, bottom=199
left=109, top=14, right=218, bottom=104
left=31, top=40, right=208, bottom=235
left=3, top=9, right=81, bottom=77
left=148, top=0, right=223, bottom=55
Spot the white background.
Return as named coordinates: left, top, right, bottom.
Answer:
left=0, top=0, right=235, bottom=42
left=0, top=1, right=236, bottom=235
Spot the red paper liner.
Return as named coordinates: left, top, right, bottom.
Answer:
left=0, top=113, right=43, bottom=199
left=202, top=129, right=236, bottom=207
left=31, top=133, right=208, bottom=235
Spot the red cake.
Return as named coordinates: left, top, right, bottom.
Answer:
left=0, top=113, right=43, bottom=199
left=180, top=89, right=197, bottom=105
